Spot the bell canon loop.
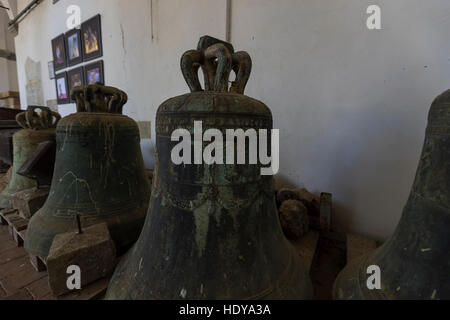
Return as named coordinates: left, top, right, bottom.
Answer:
left=24, top=84, right=150, bottom=259
left=106, top=36, right=314, bottom=300
left=333, top=89, right=450, bottom=300
left=0, top=106, right=61, bottom=209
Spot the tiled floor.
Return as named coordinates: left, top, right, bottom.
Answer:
left=0, top=224, right=55, bottom=300
left=0, top=218, right=353, bottom=300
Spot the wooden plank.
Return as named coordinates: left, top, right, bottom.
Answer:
left=29, top=254, right=47, bottom=272
left=0, top=91, right=20, bottom=99
left=0, top=256, right=29, bottom=280
left=0, top=231, right=16, bottom=252
left=0, top=284, right=6, bottom=298
left=13, top=229, right=24, bottom=247
left=10, top=217, right=28, bottom=232
left=0, top=209, right=18, bottom=225
left=25, top=276, right=52, bottom=300
left=58, top=278, right=110, bottom=300
left=346, top=233, right=377, bottom=264
left=291, top=230, right=320, bottom=272
left=3, top=288, right=34, bottom=300
left=18, top=229, right=26, bottom=240
left=9, top=217, right=28, bottom=244
left=40, top=293, right=57, bottom=300
left=15, top=229, right=27, bottom=247
left=309, top=231, right=347, bottom=300
left=0, top=260, right=47, bottom=295
left=0, top=245, right=27, bottom=265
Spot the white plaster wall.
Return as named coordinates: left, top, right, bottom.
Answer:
left=15, top=0, right=225, bottom=169
left=13, top=0, right=450, bottom=240
left=0, top=10, right=8, bottom=91
left=230, top=0, right=450, bottom=239
left=0, top=7, right=18, bottom=92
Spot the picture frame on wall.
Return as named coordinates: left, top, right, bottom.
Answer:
left=55, top=72, right=70, bottom=104
left=48, top=61, right=55, bottom=79
left=84, top=60, right=104, bottom=85
left=65, top=29, right=83, bottom=66
left=67, top=67, right=85, bottom=102
left=51, top=34, right=67, bottom=71
left=81, top=14, right=103, bottom=62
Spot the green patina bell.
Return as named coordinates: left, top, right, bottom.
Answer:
left=106, top=36, right=313, bottom=300
left=0, top=106, right=61, bottom=209
left=333, top=89, right=450, bottom=300
left=25, top=84, right=150, bottom=259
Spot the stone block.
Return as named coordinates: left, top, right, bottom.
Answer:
left=279, top=199, right=310, bottom=240
left=46, top=223, right=116, bottom=297
left=295, top=188, right=320, bottom=216
left=12, top=187, right=49, bottom=219
left=276, top=188, right=299, bottom=205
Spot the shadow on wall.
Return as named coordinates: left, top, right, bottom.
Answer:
left=141, top=139, right=156, bottom=169
left=276, top=96, right=427, bottom=240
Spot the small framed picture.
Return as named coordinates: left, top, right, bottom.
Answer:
left=84, top=60, right=104, bottom=85
left=65, top=29, right=83, bottom=66
left=81, top=14, right=103, bottom=62
left=67, top=67, right=85, bottom=102
left=51, top=34, right=67, bottom=71
left=48, top=61, right=55, bottom=79
left=55, top=72, right=70, bottom=104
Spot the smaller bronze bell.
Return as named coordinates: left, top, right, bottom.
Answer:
left=25, top=84, right=150, bottom=259
left=0, top=106, right=60, bottom=209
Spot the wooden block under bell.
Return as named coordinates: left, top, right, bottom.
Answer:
left=12, top=186, right=50, bottom=219
left=46, top=222, right=116, bottom=297
left=0, top=208, right=18, bottom=225
left=29, top=254, right=47, bottom=272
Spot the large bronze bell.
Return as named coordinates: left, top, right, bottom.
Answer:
left=24, top=84, right=150, bottom=259
left=334, top=89, right=450, bottom=300
left=106, top=37, right=313, bottom=300
left=0, top=106, right=61, bottom=209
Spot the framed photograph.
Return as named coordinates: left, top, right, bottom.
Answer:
left=84, top=60, right=104, bottom=85
left=55, top=72, right=70, bottom=104
left=81, top=14, right=103, bottom=62
left=65, top=29, right=83, bottom=66
left=51, top=34, right=67, bottom=71
left=67, top=67, right=85, bottom=102
left=48, top=61, right=55, bottom=79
